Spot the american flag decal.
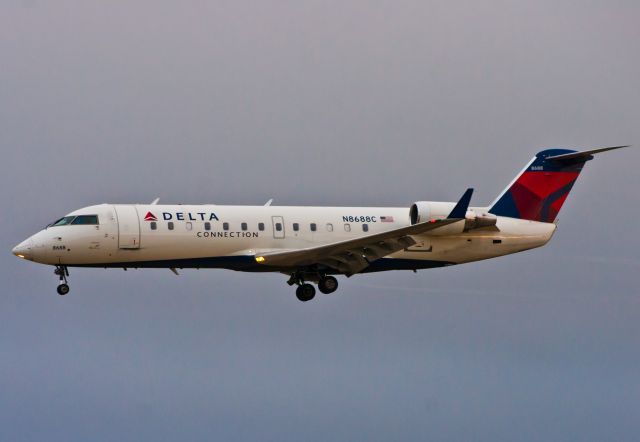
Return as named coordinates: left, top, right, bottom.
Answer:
left=380, top=216, right=394, bottom=222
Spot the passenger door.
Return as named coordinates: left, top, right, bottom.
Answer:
left=114, top=205, right=141, bottom=249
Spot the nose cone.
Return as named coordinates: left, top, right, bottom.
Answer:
left=12, top=238, right=33, bottom=260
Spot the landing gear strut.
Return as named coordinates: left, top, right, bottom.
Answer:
left=54, top=265, right=70, bottom=295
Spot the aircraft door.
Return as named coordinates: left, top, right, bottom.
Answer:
left=272, top=216, right=285, bottom=239
left=114, top=205, right=141, bottom=249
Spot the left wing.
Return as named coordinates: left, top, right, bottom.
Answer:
left=255, top=189, right=473, bottom=276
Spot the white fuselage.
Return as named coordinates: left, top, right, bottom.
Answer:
left=13, top=203, right=556, bottom=273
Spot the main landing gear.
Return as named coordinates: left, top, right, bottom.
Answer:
left=289, top=272, right=339, bottom=302
left=54, top=265, right=70, bottom=295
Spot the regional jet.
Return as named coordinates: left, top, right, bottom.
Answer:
left=12, top=146, right=628, bottom=301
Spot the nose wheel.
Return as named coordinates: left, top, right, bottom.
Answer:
left=54, top=266, right=70, bottom=296
left=57, top=283, right=70, bottom=295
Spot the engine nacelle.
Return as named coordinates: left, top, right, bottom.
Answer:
left=409, top=201, right=456, bottom=224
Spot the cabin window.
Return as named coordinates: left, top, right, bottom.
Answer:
left=362, top=223, right=369, bottom=232
left=168, top=222, right=174, bottom=230
left=186, top=222, right=193, bottom=231
left=241, top=222, right=248, bottom=231
left=344, top=224, right=351, bottom=232
left=275, top=222, right=282, bottom=232
left=493, top=239, right=502, bottom=244
left=310, top=223, right=317, bottom=232
left=71, top=215, right=99, bottom=225
left=258, top=222, right=265, bottom=231
left=150, top=222, right=157, bottom=230
left=223, top=222, right=229, bottom=231
left=293, top=223, right=299, bottom=231
left=326, top=223, right=333, bottom=232
left=204, top=222, right=211, bottom=231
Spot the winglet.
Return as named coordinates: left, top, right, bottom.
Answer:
left=447, top=188, right=473, bottom=219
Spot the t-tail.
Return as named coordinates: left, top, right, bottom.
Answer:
left=489, top=145, right=629, bottom=223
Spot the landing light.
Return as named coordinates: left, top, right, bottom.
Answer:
left=255, top=256, right=265, bottom=263
left=17, top=254, right=25, bottom=259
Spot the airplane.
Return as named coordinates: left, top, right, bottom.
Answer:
left=12, top=146, right=629, bottom=302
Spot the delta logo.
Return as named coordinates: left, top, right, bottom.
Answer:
left=143, top=211, right=220, bottom=221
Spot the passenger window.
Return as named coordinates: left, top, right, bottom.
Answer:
left=326, top=223, right=333, bottom=232
left=258, top=222, right=265, bottom=231
left=223, top=222, right=229, bottom=231
left=362, top=223, right=369, bottom=232
left=293, top=223, right=299, bottom=231
left=168, top=222, right=174, bottom=230
left=310, top=223, right=317, bottom=232
left=186, top=222, right=193, bottom=231
left=71, top=215, right=99, bottom=225
left=344, top=224, right=351, bottom=232
left=204, top=222, right=211, bottom=231
left=150, top=222, right=157, bottom=230
left=275, top=223, right=282, bottom=231
left=241, top=222, right=248, bottom=231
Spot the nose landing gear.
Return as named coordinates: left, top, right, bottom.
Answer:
left=54, top=265, right=70, bottom=295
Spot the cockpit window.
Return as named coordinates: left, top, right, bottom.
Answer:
left=71, top=215, right=99, bottom=225
left=49, top=214, right=99, bottom=227
left=51, top=216, right=76, bottom=226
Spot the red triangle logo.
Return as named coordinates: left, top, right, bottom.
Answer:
left=144, top=211, right=157, bottom=221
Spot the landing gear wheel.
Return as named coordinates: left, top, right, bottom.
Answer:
left=318, top=276, right=338, bottom=294
left=57, top=284, right=70, bottom=296
left=295, top=283, right=316, bottom=302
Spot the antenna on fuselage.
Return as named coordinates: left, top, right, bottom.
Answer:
left=264, top=198, right=273, bottom=206
left=150, top=197, right=160, bottom=205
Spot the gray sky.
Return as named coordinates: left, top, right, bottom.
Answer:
left=1, top=1, right=639, bottom=440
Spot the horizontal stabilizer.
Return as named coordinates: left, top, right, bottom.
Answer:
left=546, top=145, right=630, bottom=162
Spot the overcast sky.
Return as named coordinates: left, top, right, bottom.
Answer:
left=1, top=1, right=639, bottom=440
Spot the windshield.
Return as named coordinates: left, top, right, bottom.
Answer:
left=47, top=214, right=99, bottom=227
left=71, top=215, right=98, bottom=225
left=50, top=216, right=75, bottom=227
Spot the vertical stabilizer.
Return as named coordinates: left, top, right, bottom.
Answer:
left=488, top=149, right=588, bottom=222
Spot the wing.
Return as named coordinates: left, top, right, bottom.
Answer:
left=255, top=189, right=474, bottom=276
left=255, top=218, right=461, bottom=276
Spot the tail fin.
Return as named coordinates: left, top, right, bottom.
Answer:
left=489, top=146, right=628, bottom=223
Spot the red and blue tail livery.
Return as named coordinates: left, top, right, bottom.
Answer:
left=489, top=146, right=628, bottom=223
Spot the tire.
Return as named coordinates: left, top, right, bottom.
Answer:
left=295, top=283, right=316, bottom=302
left=57, top=284, right=70, bottom=296
left=318, top=276, right=338, bottom=294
